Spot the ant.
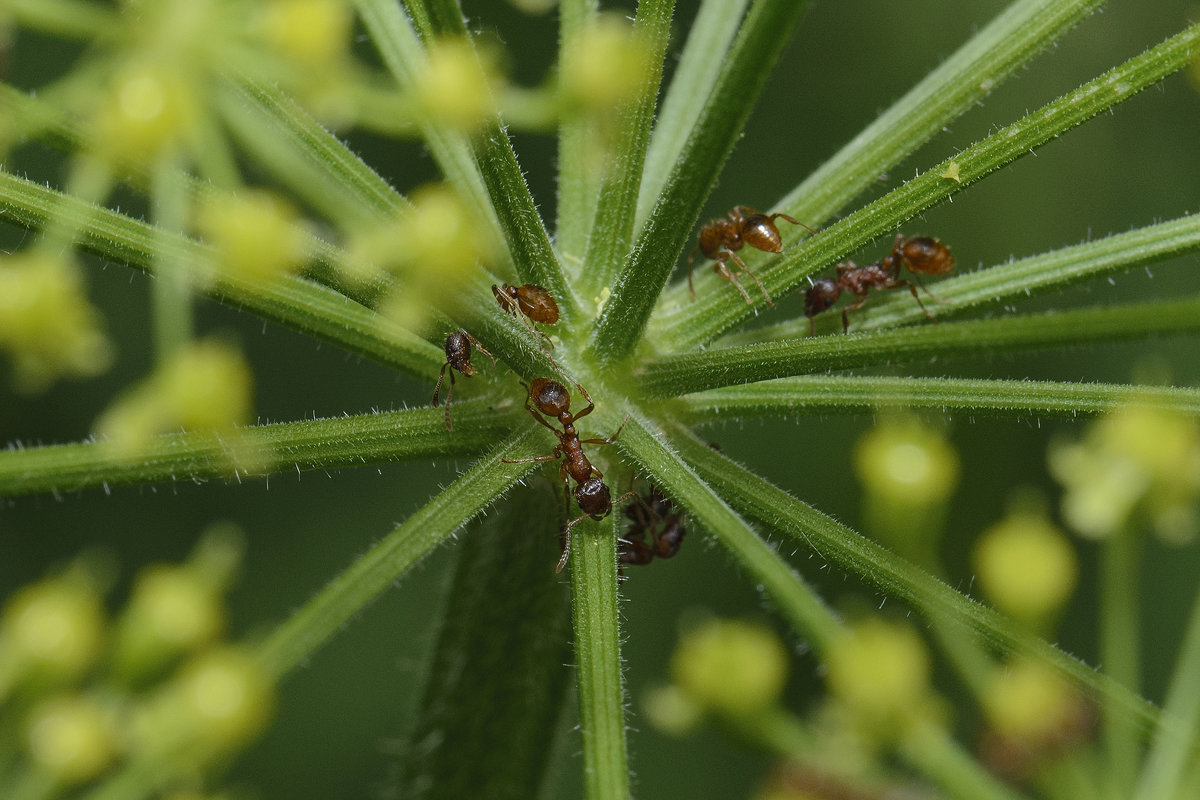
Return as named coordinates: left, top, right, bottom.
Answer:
left=503, top=377, right=633, bottom=572
left=433, top=330, right=495, bottom=431
left=492, top=283, right=559, bottom=349
left=618, top=484, right=686, bottom=566
left=690, top=205, right=814, bottom=307
left=803, top=234, right=954, bottom=334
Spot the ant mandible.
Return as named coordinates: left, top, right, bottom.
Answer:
left=690, top=205, right=814, bottom=307
left=618, top=484, right=686, bottom=566
left=492, top=283, right=559, bottom=349
left=433, top=330, right=495, bottom=431
left=503, top=377, right=633, bottom=572
left=804, top=234, right=954, bottom=334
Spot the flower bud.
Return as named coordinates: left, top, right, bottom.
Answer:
left=826, top=619, right=931, bottom=737
left=198, top=190, right=308, bottom=282
left=26, top=694, right=119, bottom=784
left=0, top=253, right=113, bottom=391
left=671, top=619, right=789, bottom=718
left=2, top=578, right=106, bottom=688
left=973, top=506, right=1076, bottom=628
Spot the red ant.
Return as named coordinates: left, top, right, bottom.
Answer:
left=803, top=234, right=954, bottom=334
left=618, top=484, right=686, bottom=566
left=433, top=330, right=494, bottom=431
left=503, top=377, right=633, bottom=572
left=492, top=283, right=559, bottom=349
left=690, top=205, right=814, bottom=307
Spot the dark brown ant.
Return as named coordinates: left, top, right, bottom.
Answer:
left=618, top=484, right=686, bottom=566
left=502, top=377, right=633, bottom=572
left=690, top=205, right=814, bottom=307
left=492, top=283, right=559, bottom=349
left=433, top=330, right=495, bottom=431
left=804, top=234, right=954, bottom=334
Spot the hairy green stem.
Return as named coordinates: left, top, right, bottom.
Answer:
left=0, top=403, right=520, bottom=497
left=577, top=0, right=675, bottom=303
left=677, top=377, right=1200, bottom=421
left=642, top=297, right=1200, bottom=396
left=569, top=514, right=631, bottom=800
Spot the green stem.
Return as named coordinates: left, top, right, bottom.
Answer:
left=577, top=0, right=675, bottom=303
left=0, top=402, right=520, bottom=498
left=256, top=426, right=543, bottom=679
left=657, top=21, right=1200, bottom=349
left=395, top=489, right=572, bottom=800
left=555, top=0, right=600, bottom=262
left=635, top=0, right=751, bottom=233
left=1133, top=583, right=1200, bottom=800
left=641, top=297, right=1200, bottom=396
left=620, top=416, right=842, bottom=653
left=590, top=0, right=811, bottom=360
left=900, top=720, right=1030, bottom=800
left=569, top=514, right=630, bottom=800
left=1101, top=527, right=1143, bottom=795
left=677, top=377, right=1200, bottom=421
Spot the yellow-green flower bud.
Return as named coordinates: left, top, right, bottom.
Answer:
left=93, top=61, right=195, bottom=164
left=132, top=647, right=273, bottom=765
left=96, top=340, right=253, bottom=451
left=973, top=507, right=1077, bottom=628
left=198, top=190, right=308, bottom=282
left=113, top=565, right=226, bottom=683
left=670, top=619, right=789, bottom=718
left=258, top=0, right=351, bottom=69
left=0, top=254, right=113, bottom=391
left=642, top=684, right=704, bottom=736
left=26, top=694, right=119, bottom=784
left=2, top=578, right=106, bottom=686
left=559, top=14, right=652, bottom=113
left=826, top=619, right=930, bottom=737
left=854, top=418, right=959, bottom=507
left=982, top=659, right=1081, bottom=741
left=176, top=647, right=273, bottom=749
left=854, top=417, right=959, bottom=565
left=416, top=39, right=497, bottom=131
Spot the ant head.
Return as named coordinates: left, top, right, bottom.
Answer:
left=515, top=284, right=560, bottom=324
left=804, top=277, right=841, bottom=317
left=444, top=331, right=475, bottom=375
left=574, top=477, right=613, bottom=518
left=898, top=236, right=955, bottom=275
left=529, top=377, right=571, bottom=417
left=739, top=213, right=784, bottom=254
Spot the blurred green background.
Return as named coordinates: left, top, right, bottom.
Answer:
left=3, top=1, right=1200, bottom=797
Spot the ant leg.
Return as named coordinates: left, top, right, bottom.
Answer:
left=433, top=365, right=455, bottom=430
left=727, top=253, right=774, bottom=307
left=841, top=294, right=871, bottom=333
left=908, top=272, right=948, bottom=304
left=713, top=258, right=754, bottom=305
left=461, top=331, right=497, bottom=368
left=905, top=282, right=938, bottom=321
left=501, top=453, right=561, bottom=465
left=432, top=362, right=449, bottom=408
left=570, top=381, right=596, bottom=422
left=581, top=413, right=630, bottom=448
left=769, top=212, right=816, bottom=236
